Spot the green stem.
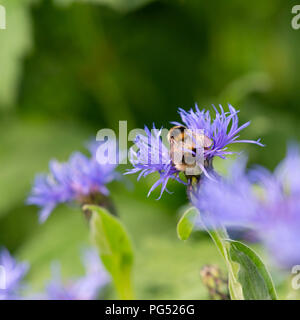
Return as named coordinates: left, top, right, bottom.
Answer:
left=188, top=189, right=243, bottom=299
left=207, top=228, right=244, bottom=300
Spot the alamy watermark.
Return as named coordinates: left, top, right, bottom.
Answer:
left=292, top=265, right=300, bottom=290
left=292, top=5, right=300, bottom=30
left=0, top=5, right=6, bottom=30
left=95, top=121, right=207, bottom=176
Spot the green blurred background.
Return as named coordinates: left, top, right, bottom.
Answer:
left=0, top=0, right=300, bottom=299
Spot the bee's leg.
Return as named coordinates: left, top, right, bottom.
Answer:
left=187, top=180, right=193, bottom=194
left=186, top=175, right=200, bottom=195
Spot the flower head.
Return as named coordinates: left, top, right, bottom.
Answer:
left=0, top=248, right=29, bottom=300
left=45, top=248, right=109, bottom=300
left=193, top=145, right=300, bottom=268
left=126, top=125, right=186, bottom=199
left=27, top=142, right=120, bottom=223
left=126, top=104, right=262, bottom=198
left=173, top=104, right=263, bottom=160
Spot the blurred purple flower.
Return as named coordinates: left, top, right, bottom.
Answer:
left=45, top=248, right=110, bottom=300
left=27, top=142, right=120, bottom=223
left=173, top=103, right=263, bottom=160
left=0, top=248, right=29, bottom=300
left=193, top=145, right=300, bottom=268
left=126, top=125, right=186, bottom=199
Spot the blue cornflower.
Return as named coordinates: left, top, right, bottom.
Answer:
left=126, top=104, right=262, bottom=198
left=193, top=146, right=300, bottom=268
left=0, top=248, right=29, bottom=300
left=27, top=142, right=120, bottom=223
left=44, top=248, right=110, bottom=300
left=126, top=126, right=186, bottom=199
left=173, top=103, right=263, bottom=159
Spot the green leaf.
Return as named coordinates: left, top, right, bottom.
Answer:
left=87, top=204, right=135, bottom=300
left=205, top=226, right=277, bottom=300
left=227, top=240, right=277, bottom=300
left=177, top=207, right=198, bottom=241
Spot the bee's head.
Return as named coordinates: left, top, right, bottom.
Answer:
left=167, top=126, right=186, bottom=143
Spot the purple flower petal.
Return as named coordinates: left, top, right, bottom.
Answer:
left=126, top=125, right=186, bottom=197
left=175, top=103, right=263, bottom=160
left=0, top=249, right=29, bottom=300
left=27, top=142, right=119, bottom=222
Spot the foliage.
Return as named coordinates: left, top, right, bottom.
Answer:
left=88, top=205, right=135, bottom=299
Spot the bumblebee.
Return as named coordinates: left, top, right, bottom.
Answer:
left=167, top=126, right=213, bottom=176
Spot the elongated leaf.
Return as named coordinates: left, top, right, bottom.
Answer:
left=227, top=240, right=277, bottom=300
left=202, top=225, right=277, bottom=300
left=87, top=205, right=135, bottom=300
left=177, top=207, right=198, bottom=241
